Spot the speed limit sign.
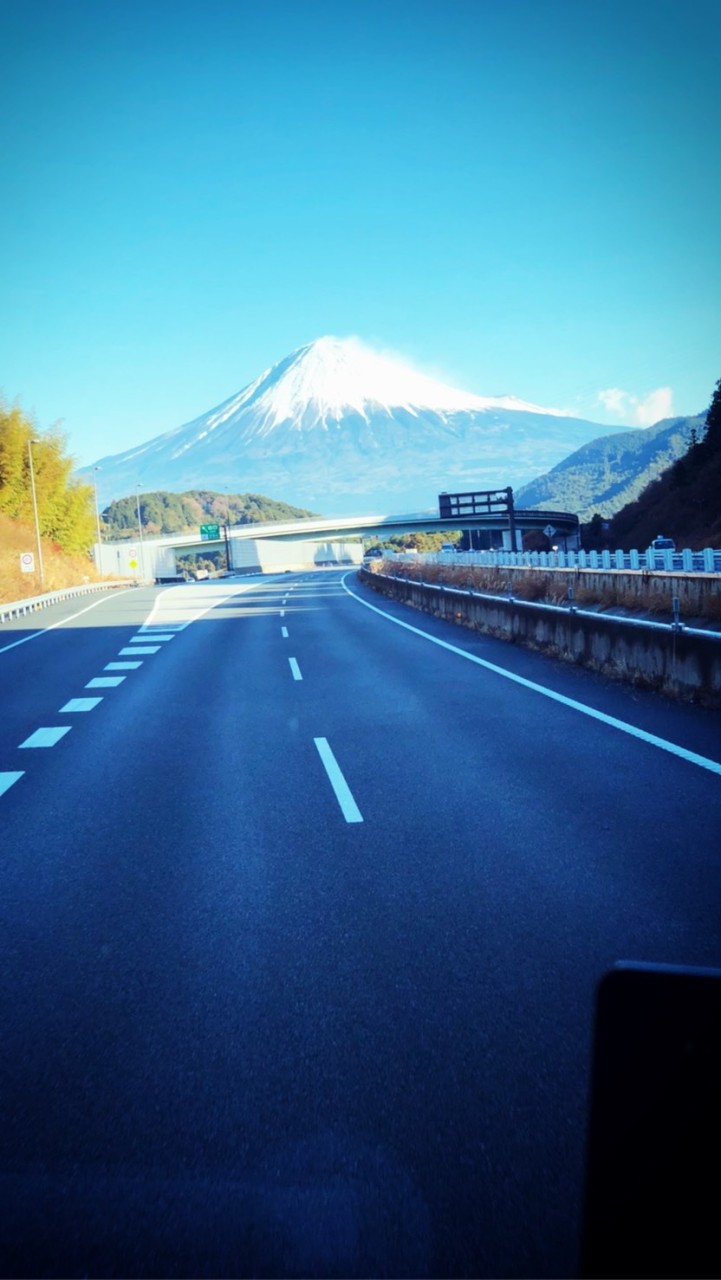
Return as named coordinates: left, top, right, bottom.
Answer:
left=20, top=552, right=35, bottom=573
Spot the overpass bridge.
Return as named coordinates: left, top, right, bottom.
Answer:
left=94, top=506, right=580, bottom=579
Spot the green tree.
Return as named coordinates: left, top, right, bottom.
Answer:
left=699, top=377, right=721, bottom=460
left=0, top=398, right=95, bottom=553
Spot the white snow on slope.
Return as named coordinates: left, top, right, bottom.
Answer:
left=200, top=335, right=566, bottom=437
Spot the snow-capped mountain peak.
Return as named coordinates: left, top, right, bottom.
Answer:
left=82, top=335, right=604, bottom=515
left=201, top=336, right=564, bottom=438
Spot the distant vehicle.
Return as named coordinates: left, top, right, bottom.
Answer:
left=651, top=535, right=676, bottom=551
left=441, top=542, right=456, bottom=552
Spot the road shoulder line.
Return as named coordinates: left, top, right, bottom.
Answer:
left=341, top=575, right=721, bottom=778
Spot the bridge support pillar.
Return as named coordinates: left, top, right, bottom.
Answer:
left=501, top=528, right=524, bottom=551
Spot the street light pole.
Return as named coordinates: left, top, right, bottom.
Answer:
left=93, top=467, right=102, bottom=569
left=136, top=485, right=146, bottom=581
left=28, top=438, right=45, bottom=587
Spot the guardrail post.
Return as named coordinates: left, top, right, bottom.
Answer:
left=704, top=548, right=715, bottom=572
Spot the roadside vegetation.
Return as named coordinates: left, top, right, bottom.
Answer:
left=0, top=399, right=103, bottom=604
left=0, top=398, right=95, bottom=553
left=0, top=512, right=105, bottom=604
left=365, top=557, right=721, bottom=626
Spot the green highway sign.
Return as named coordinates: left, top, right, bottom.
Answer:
left=200, top=523, right=221, bottom=540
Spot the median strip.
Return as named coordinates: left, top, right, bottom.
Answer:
left=314, top=737, right=363, bottom=823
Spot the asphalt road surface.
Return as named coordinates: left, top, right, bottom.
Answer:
left=1, top=570, right=720, bottom=1278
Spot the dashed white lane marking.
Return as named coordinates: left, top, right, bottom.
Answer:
left=19, top=727, right=71, bottom=749
left=280, top=610, right=285, bottom=618
left=314, top=738, right=363, bottom=824
left=140, top=622, right=186, bottom=630
left=119, top=646, right=160, bottom=655
left=60, top=697, right=103, bottom=712
left=105, top=661, right=142, bottom=670
left=129, top=633, right=174, bottom=642
left=288, top=657, right=303, bottom=681
left=281, top=627, right=289, bottom=638
left=341, top=576, right=721, bottom=779
left=86, top=676, right=125, bottom=688
left=0, top=772, right=24, bottom=797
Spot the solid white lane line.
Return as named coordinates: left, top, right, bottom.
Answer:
left=281, top=627, right=289, bottom=638
left=342, top=576, right=721, bottom=778
left=19, top=727, right=71, bottom=748
left=314, top=738, right=363, bottom=824
left=289, top=657, right=303, bottom=681
left=86, top=676, right=125, bottom=688
left=119, top=646, right=160, bottom=655
left=105, top=661, right=142, bottom=670
left=0, top=772, right=24, bottom=797
left=60, top=698, right=103, bottom=712
left=0, top=589, right=137, bottom=656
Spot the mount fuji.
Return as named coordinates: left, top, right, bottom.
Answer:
left=80, top=336, right=614, bottom=514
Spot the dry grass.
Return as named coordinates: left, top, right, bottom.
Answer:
left=371, top=557, right=721, bottom=626
left=0, top=513, right=105, bottom=604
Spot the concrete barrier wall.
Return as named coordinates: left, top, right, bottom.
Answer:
left=359, top=569, right=721, bottom=708
left=493, top=565, right=721, bottom=614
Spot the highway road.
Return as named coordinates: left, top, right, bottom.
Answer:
left=1, top=569, right=720, bottom=1278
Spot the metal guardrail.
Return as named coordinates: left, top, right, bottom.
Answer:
left=403, top=547, right=721, bottom=574
left=0, top=580, right=137, bottom=624
left=364, top=568, right=721, bottom=642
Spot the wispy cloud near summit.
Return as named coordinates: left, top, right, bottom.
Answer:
left=597, top=386, right=674, bottom=427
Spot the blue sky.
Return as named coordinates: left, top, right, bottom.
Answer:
left=1, top=0, right=719, bottom=467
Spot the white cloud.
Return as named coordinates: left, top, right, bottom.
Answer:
left=596, top=385, right=673, bottom=427
left=633, top=386, right=674, bottom=425
left=598, top=387, right=631, bottom=416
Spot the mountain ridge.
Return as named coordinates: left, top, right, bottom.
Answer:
left=516, top=414, right=703, bottom=521
left=78, top=336, right=615, bottom=514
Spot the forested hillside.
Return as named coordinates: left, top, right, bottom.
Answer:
left=605, top=379, right=721, bottom=549
left=517, top=413, right=698, bottom=521
left=101, top=490, right=319, bottom=538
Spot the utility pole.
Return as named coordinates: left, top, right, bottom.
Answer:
left=28, top=439, right=45, bottom=587
left=93, top=467, right=102, bottom=568
left=136, top=485, right=146, bottom=581
left=506, top=487, right=517, bottom=552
